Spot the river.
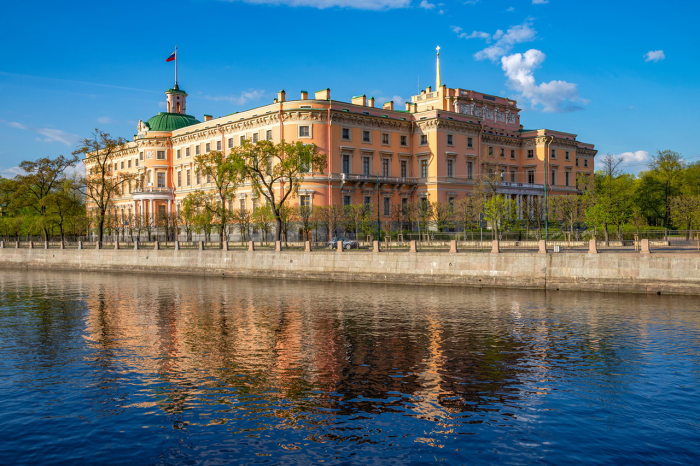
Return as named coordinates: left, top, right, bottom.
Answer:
left=0, top=269, right=698, bottom=465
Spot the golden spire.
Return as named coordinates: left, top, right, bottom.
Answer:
left=436, top=45, right=442, bottom=89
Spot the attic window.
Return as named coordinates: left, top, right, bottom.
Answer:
left=362, top=112, right=369, bottom=115
left=300, top=105, right=311, bottom=109
left=342, top=108, right=349, bottom=112
left=382, top=114, right=388, bottom=118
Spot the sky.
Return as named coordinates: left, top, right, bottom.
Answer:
left=1, top=0, right=699, bottom=178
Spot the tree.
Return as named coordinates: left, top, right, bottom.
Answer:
left=454, top=195, right=481, bottom=235
left=48, top=176, right=85, bottom=241
left=13, top=155, right=78, bottom=241
left=74, top=130, right=136, bottom=241
left=179, top=197, right=198, bottom=242
left=232, top=140, right=327, bottom=241
left=483, top=194, right=516, bottom=238
left=277, top=203, right=295, bottom=243
left=252, top=203, right=274, bottom=244
left=233, top=206, right=252, bottom=243
left=648, top=150, right=685, bottom=227
left=430, top=201, right=454, bottom=232
left=585, top=153, right=630, bottom=242
left=193, top=150, right=241, bottom=242
left=550, top=195, right=583, bottom=238
left=669, top=196, right=700, bottom=238
left=298, top=205, right=313, bottom=241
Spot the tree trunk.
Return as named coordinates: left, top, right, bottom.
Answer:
left=275, top=216, right=282, bottom=242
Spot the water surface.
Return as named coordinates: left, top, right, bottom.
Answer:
left=0, top=269, right=698, bottom=465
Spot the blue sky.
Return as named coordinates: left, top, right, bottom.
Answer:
left=1, top=0, right=698, bottom=177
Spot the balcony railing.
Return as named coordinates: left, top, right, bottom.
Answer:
left=496, top=182, right=544, bottom=190
left=132, top=187, right=175, bottom=195
left=342, top=173, right=418, bottom=185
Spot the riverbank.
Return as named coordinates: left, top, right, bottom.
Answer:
left=1, top=247, right=699, bottom=295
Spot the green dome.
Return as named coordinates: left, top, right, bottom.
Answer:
left=145, top=112, right=200, bottom=132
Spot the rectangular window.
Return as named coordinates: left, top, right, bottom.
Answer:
left=383, top=197, right=390, bottom=216
left=240, top=135, right=245, bottom=145
left=584, top=159, right=588, bottom=168
left=343, top=195, right=351, bottom=206
left=186, top=170, right=191, bottom=186
left=565, top=171, right=570, bottom=186
left=266, top=130, right=273, bottom=141
left=195, top=145, right=201, bottom=156
left=576, top=158, right=579, bottom=167
left=381, top=133, right=389, bottom=145
left=114, top=163, right=117, bottom=171
left=551, top=170, right=556, bottom=185
left=342, top=155, right=350, bottom=174
left=363, top=196, right=371, bottom=207
left=527, top=149, right=534, bottom=158
left=565, top=151, right=570, bottom=160
left=382, top=159, right=389, bottom=177
left=467, top=137, right=473, bottom=148
left=186, top=147, right=190, bottom=157
left=300, top=195, right=311, bottom=207
left=120, top=161, right=124, bottom=169
left=228, top=138, right=234, bottom=149
left=252, top=199, right=259, bottom=212
left=488, top=146, right=494, bottom=157
left=467, top=161, right=473, bottom=179
left=363, top=130, right=371, bottom=142
left=176, top=149, right=181, bottom=159
left=400, top=135, right=407, bottom=146
left=139, top=152, right=144, bottom=161
left=447, top=159, right=453, bottom=178
left=527, top=170, right=535, bottom=184
left=551, top=149, right=556, bottom=159
left=448, top=197, right=455, bottom=210
left=342, top=128, right=350, bottom=140
left=196, top=169, right=201, bottom=185
left=400, top=160, right=407, bottom=178
left=135, top=159, right=139, bottom=167
left=420, top=134, right=428, bottom=145
left=207, top=173, right=211, bottom=183
left=128, top=160, right=132, bottom=168
left=217, top=141, right=222, bottom=151
left=420, top=159, right=428, bottom=178
left=157, top=172, right=165, bottom=188
left=299, top=126, right=310, bottom=137
left=511, top=149, right=516, bottom=159
left=447, top=134, right=454, bottom=145
left=500, top=148, right=505, bottom=157
left=205, top=143, right=211, bottom=153
left=362, top=157, right=370, bottom=176
left=157, top=151, right=165, bottom=160
left=177, top=171, right=182, bottom=187
left=253, top=133, right=259, bottom=143
left=239, top=199, right=245, bottom=211
left=510, top=170, right=516, bottom=182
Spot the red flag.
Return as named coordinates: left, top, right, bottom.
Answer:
left=166, top=51, right=176, bottom=62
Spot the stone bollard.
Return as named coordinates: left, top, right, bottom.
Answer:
left=491, top=240, right=500, bottom=254
left=275, top=241, right=282, bottom=252
left=174, top=241, right=180, bottom=251
left=77, top=241, right=83, bottom=250
left=538, top=240, right=547, bottom=254
left=0, top=240, right=4, bottom=249
left=337, top=240, right=344, bottom=252
left=199, top=241, right=204, bottom=251
left=134, top=240, right=139, bottom=250
left=588, top=238, right=598, bottom=254
left=44, top=241, right=49, bottom=249
left=29, top=241, right=34, bottom=249
left=641, top=238, right=651, bottom=254
left=154, top=240, right=160, bottom=250
left=373, top=240, right=380, bottom=253
left=449, top=240, right=457, bottom=254
left=96, top=241, right=102, bottom=250
left=223, top=241, right=229, bottom=251
left=305, top=241, right=312, bottom=252
left=16, top=241, right=20, bottom=249
left=248, top=241, right=255, bottom=252
left=409, top=240, right=417, bottom=253
left=114, top=240, right=120, bottom=250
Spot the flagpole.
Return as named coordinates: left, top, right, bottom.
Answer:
left=175, top=45, right=178, bottom=87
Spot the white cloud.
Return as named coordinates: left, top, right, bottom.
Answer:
left=501, top=49, right=586, bottom=113
left=6, top=121, right=80, bottom=146
left=63, top=163, right=87, bottom=178
left=158, top=101, right=167, bottom=109
left=205, top=89, right=266, bottom=105
left=506, top=6, right=514, bottom=11
left=225, top=0, right=410, bottom=10
left=0, top=166, right=24, bottom=179
left=644, top=50, right=665, bottom=62
left=97, top=116, right=118, bottom=124
left=618, top=150, right=650, bottom=163
left=419, top=0, right=435, bottom=9
left=532, top=0, right=548, bottom=4
left=453, top=21, right=537, bottom=62
left=377, top=95, right=406, bottom=107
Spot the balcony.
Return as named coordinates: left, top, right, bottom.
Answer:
left=132, top=187, right=174, bottom=194
left=341, top=173, right=418, bottom=187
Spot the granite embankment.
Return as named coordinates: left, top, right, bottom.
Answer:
left=1, top=247, right=699, bottom=295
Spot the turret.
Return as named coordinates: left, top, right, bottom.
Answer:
left=165, top=84, right=187, bottom=115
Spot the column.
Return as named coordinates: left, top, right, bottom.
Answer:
left=150, top=199, right=154, bottom=225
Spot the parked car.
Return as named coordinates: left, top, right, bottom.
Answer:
left=327, top=237, right=359, bottom=249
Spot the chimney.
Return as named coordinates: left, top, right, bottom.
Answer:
left=204, top=115, right=213, bottom=122
left=315, top=88, right=331, bottom=100
left=368, top=97, right=375, bottom=108
left=383, top=101, right=394, bottom=111
left=426, top=85, right=432, bottom=93
left=273, top=98, right=278, bottom=103
left=351, top=94, right=366, bottom=106
left=405, top=102, right=411, bottom=111
left=277, top=90, right=286, bottom=102
left=300, top=90, right=308, bottom=100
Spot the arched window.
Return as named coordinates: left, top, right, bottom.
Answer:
left=167, top=101, right=171, bottom=113
left=176, top=102, right=181, bottom=113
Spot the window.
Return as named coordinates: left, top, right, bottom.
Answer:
left=207, top=173, right=211, bottom=183
left=114, top=163, right=118, bottom=171
left=195, top=145, right=201, bottom=156
left=381, top=133, right=389, bottom=145
left=420, top=134, right=428, bottom=145
left=157, top=172, right=165, bottom=188
left=205, top=143, right=210, bottom=153
left=420, top=159, right=428, bottom=178
left=363, top=196, right=372, bottom=207
left=500, top=148, right=505, bottom=157
left=128, top=160, right=132, bottom=168
left=186, top=169, right=191, bottom=186
left=342, top=155, right=350, bottom=174
left=400, top=160, right=407, bottom=178
left=158, top=205, right=166, bottom=218
left=228, top=138, right=234, bottom=149
left=447, top=159, right=453, bottom=178
left=565, top=171, right=570, bottom=187
left=240, top=135, right=245, bottom=145
left=239, top=199, right=245, bottom=211
left=139, top=152, right=144, bottom=161
left=342, top=128, right=350, bottom=140
left=467, top=161, right=473, bottom=179
left=300, top=195, right=311, bottom=207
left=299, top=126, right=310, bottom=137
left=500, top=169, right=506, bottom=181
left=402, top=198, right=408, bottom=210
left=565, top=151, right=570, bottom=161
left=252, top=199, right=259, bottom=212
left=382, top=159, right=389, bottom=177
left=135, top=159, right=139, bottom=167
left=511, top=149, right=516, bottom=159
left=447, top=134, right=454, bottom=145
left=551, top=170, right=556, bottom=185
left=196, top=169, right=201, bottom=185
left=157, top=151, right=165, bottom=160
left=584, top=159, right=588, bottom=168
left=177, top=171, right=182, bottom=187
left=186, top=147, right=190, bottom=157
left=448, top=197, right=455, bottom=210
left=510, top=170, right=516, bottom=182
left=266, top=130, right=273, bottom=141
left=527, top=149, right=534, bottom=158
left=217, top=141, right=222, bottom=151
left=488, top=146, right=494, bottom=157
left=363, top=130, right=371, bottom=142
left=527, top=170, right=535, bottom=184
left=176, top=149, right=181, bottom=159
left=551, top=149, right=556, bottom=159
left=383, top=197, right=391, bottom=216
left=362, top=157, right=370, bottom=176
left=253, top=133, right=259, bottom=143
left=343, top=195, right=351, bottom=207
left=467, top=137, right=473, bottom=148
left=120, top=161, right=124, bottom=169
left=576, top=158, right=579, bottom=167
left=400, top=135, right=408, bottom=146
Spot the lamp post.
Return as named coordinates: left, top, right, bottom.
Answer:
left=376, top=172, right=380, bottom=241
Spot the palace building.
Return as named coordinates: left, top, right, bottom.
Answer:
left=84, top=50, right=596, bottom=231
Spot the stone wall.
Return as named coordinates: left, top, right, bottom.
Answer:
left=1, top=248, right=699, bottom=295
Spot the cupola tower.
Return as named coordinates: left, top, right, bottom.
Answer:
left=165, top=84, right=187, bottom=115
